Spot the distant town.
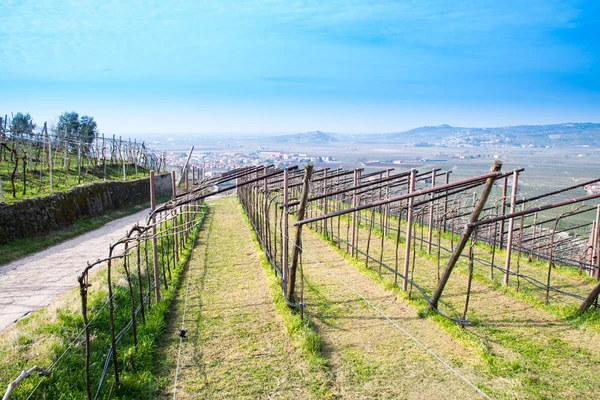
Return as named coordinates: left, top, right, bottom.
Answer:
left=166, top=150, right=336, bottom=175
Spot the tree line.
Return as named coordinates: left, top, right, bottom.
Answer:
left=1, top=111, right=164, bottom=202
left=4, top=111, right=98, bottom=150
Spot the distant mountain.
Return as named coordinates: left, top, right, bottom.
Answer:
left=348, top=122, right=600, bottom=147
left=273, top=130, right=339, bottom=143
left=383, top=124, right=462, bottom=140
left=271, top=123, right=600, bottom=148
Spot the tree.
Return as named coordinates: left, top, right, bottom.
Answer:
left=55, top=111, right=80, bottom=146
left=10, top=112, right=36, bottom=138
left=79, top=116, right=98, bottom=146
left=55, top=112, right=99, bottom=152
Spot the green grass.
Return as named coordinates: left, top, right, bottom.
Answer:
left=0, top=194, right=171, bottom=266
left=237, top=200, right=333, bottom=398
left=1, top=153, right=151, bottom=205
left=311, top=223, right=600, bottom=399
left=0, top=206, right=206, bottom=399
left=340, top=350, right=377, bottom=382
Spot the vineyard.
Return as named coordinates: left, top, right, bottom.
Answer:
left=0, top=117, right=165, bottom=204
left=236, top=162, right=600, bottom=317
left=2, top=161, right=600, bottom=399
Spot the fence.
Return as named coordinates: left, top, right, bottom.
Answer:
left=3, top=169, right=214, bottom=399
left=235, top=162, right=600, bottom=326
left=5, top=161, right=600, bottom=398
left=0, top=119, right=165, bottom=202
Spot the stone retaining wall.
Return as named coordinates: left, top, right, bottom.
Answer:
left=0, top=174, right=171, bottom=244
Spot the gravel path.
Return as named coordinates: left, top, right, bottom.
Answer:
left=0, top=207, right=153, bottom=332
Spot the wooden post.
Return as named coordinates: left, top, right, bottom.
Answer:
left=577, top=279, right=600, bottom=315
left=503, top=169, right=520, bottom=285
left=94, top=133, right=99, bottom=167
left=283, top=168, right=289, bottom=283
left=133, top=139, right=138, bottom=177
left=402, top=169, right=416, bottom=291
left=429, top=160, right=502, bottom=310
left=287, top=164, right=313, bottom=301
left=77, top=140, right=82, bottom=184
left=2, top=366, right=51, bottom=400
left=45, top=123, right=53, bottom=192
left=177, top=146, right=195, bottom=187
left=150, top=170, right=161, bottom=302
left=121, top=136, right=126, bottom=181
left=427, top=169, right=436, bottom=254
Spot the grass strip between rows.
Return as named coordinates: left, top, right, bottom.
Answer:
left=311, top=226, right=600, bottom=399
left=236, top=199, right=333, bottom=398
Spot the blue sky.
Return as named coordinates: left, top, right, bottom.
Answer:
left=1, top=0, right=599, bottom=135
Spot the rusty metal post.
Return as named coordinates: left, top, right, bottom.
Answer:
left=171, top=170, right=179, bottom=263
left=499, top=176, right=508, bottom=249
left=351, top=169, right=359, bottom=257
left=150, top=170, right=160, bottom=302
left=323, top=169, right=328, bottom=235
left=442, top=171, right=450, bottom=232
left=263, top=166, right=269, bottom=254
left=383, top=169, right=391, bottom=237
left=503, top=169, right=520, bottom=285
left=402, top=169, right=416, bottom=291
left=587, top=224, right=595, bottom=269
left=592, top=205, right=600, bottom=280
left=283, top=168, right=289, bottom=282
left=529, top=212, right=537, bottom=261
left=430, top=160, right=502, bottom=309
left=78, top=270, right=92, bottom=400
left=427, top=169, right=436, bottom=254
left=185, top=169, right=189, bottom=236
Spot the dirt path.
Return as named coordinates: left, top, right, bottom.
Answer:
left=154, top=197, right=329, bottom=399
left=0, top=206, right=152, bottom=332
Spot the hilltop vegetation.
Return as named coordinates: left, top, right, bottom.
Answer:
left=1, top=111, right=163, bottom=205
